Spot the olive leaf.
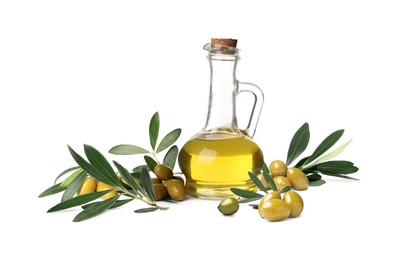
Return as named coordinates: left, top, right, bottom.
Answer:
left=53, top=166, right=80, bottom=185
left=306, top=173, right=322, bottom=182
left=82, top=199, right=133, bottom=209
left=149, top=112, right=160, bottom=150
left=113, top=160, right=145, bottom=196
left=140, top=168, right=155, bottom=201
left=73, top=195, right=120, bottom=222
left=304, top=129, right=344, bottom=165
left=230, top=188, right=263, bottom=199
left=47, top=190, right=111, bottom=212
left=163, top=145, right=178, bottom=169
left=305, top=160, right=358, bottom=174
left=156, top=129, right=181, bottom=153
left=309, top=179, right=326, bottom=186
left=263, top=172, right=277, bottom=192
left=144, top=155, right=157, bottom=172
left=262, top=161, right=269, bottom=174
left=133, top=165, right=150, bottom=173
left=294, top=156, right=310, bottom=168
left=84, top=144, right=122, bottom=187
left=248, top=171, right=268, bottom=193
left=68, top=145, right=118, bottom=187
left=280, top=186, right=291, bottom=193
left=134, top=207, right=158, bottom=213
left=60, top=168, right=84, bottom=188
left=286, top=123, right=310, bottom=166
left=310, top=138, right=352, bottom=166
left=239, top=197, right=262, bottom=203
left=38, top=183, right=66, bottom=198
left=61, top=170, right=87, bottom=202
left=109, top=144, right=150, bottom=155
left=249, top=204, right=259, bottom=209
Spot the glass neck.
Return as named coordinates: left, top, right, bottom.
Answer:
left=203, top=56, right=240, bottom=134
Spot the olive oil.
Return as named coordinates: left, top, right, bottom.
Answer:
left=178, top=133, right=264, bottom=198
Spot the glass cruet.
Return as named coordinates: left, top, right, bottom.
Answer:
left=178, top=38, right=264, bottom=198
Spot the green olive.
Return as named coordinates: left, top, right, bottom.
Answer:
left=166, top=180, right=186, bottom=201
left=151, top=178, right=162, bottom=185
left=273, top=176, right=291, bottom=192
left=286, top=168, right=309, bottom=190
left=154, top=164, right=174, bottom=181
left=258, top=199, right=290, bottom=221
left=257, top=173, right=271, bottom=190
left=96, top=181, right=118, bottom=200
left=153, top=183, right=167, bottom=201
left=218, top=198, right=239, bottom=215
left=283, top=191, right=304, bottom=218
left=77, top=177, right=97, bottom=196
left=269, top=160, right=287, bottom=177
left=263, top=191, right=281, bottom=201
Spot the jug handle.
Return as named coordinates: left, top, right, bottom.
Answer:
left=236, top=81, right=264, bottom=138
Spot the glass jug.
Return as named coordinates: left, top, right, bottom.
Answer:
left=178, top=38, right=264, bottom=198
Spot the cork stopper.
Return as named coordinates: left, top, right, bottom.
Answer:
left=211, top=38, right=238, bottom=48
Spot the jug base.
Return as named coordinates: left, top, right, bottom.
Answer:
left=185, top=180, right=256, bottom=199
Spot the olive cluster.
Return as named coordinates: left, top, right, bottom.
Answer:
left=152, top=164, right=186, bottom=201
left=76, top=164, right=186, bottom=202
left=258, top=190, right=303, bottom=221
left=257, top=160, right=309, bottom=192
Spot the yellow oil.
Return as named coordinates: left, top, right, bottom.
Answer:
left=178, top=133, right=263, bottom=198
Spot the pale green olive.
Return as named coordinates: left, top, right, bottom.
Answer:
left=218, top=198, right=239, bottom=216
left=273, top=176, right=291, bottom=192
left=283, top=191, right=304, bottom=218
left=258, top=199, right=291, bottom=221
left=153, top=183, right=167, bottom=201
left=77, top=177, right=97, bottom=196
left=96, top=181, right=118, bottom=200
left=286, top=168, right=309, bottom=190
left=269, top=160, right=287, bottom=177
left=154, top=164, right=174, bottom=181
left=257, top=173, right=271, bottom=190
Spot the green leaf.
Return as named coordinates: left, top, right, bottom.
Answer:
left=149, top=112, right=160, bottom=150
left=320, top=172, right=359, bottom=180
left=286, top=123, right=310, bottom=166
left=230, top=188, right=263, bottom=199
left=60, top=168, right=84, bottom=188
left=307, top=161, right=358, bottom=174
left=249, top=204, right=259, bottom=209
left=113, top=161, right=144, bottom=196
left=239, top=197, right=262, bottom=203
left=294, top=156, right=310, bottom=168
left=84, top=144, right=122, bottom=187
left=108, top=144, right=150, bottom=155
left=156, top=128, right=181, bottom=153
left=144, top=155, right=157, bottom=172
left=304, top=129, right=345, bottom=165
left=68, top=145, right=116, bottom=186
left=140, top=168, right=155, bottom=201
left=309, top=179, right=326, bottom=186
left=73, top=195, right=120, bottom=222
left=38, top=183, right=66, bottom=198
left=262, top=161, right=269, bottom=174
left=263, top=172, right=277, bottom=192
left=163, top=145, right=178, bottom=169
left=310, top=139, right=352, bottom=166
left=132, top=165, right=150, bottom=174
left=307, top=173, right=322, bottom=182
left=61, top=171, right=87, bottom=202
left=82, top=199, right=133, bottom=209
left=47, top=190, right=111, bottom=212
left=53, top=166, right=80, bottom=185
left=134, top=207, right=158, bottom=213
left=280, top=186, right=291, bottom=193
left=248, top=171, right=268, bottom=193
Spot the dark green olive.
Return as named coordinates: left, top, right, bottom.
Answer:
left=218, top=198, right=239, bottom=216
left=269, top=160, right=287, bottom=177
left=153, top=183, right=167, bottom=201
left=154, top=164, right=174, bottom=181
left=166, top=180, right=186, bottom=201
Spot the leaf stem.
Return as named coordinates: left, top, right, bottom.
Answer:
left=118, top=187, right=168, bottom=211
left=151, top=151, right=160, bottom=164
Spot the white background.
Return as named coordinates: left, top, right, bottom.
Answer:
left=1, top=0, right=398, bottom=259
